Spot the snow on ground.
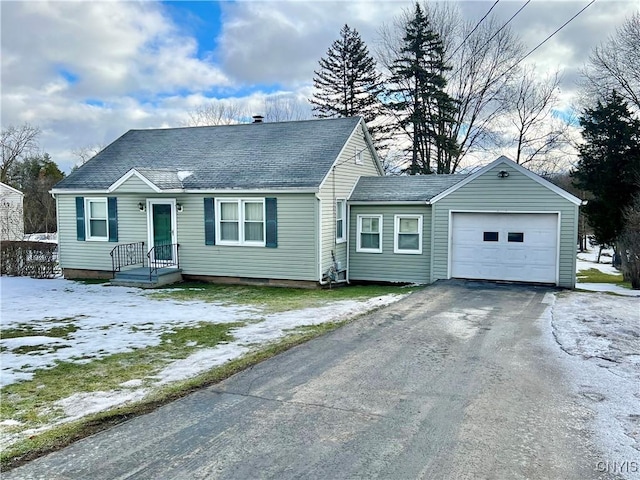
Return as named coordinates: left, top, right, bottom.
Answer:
left=576, top=248, right=640, bottom=297
left=0, top=276, right=406, bottom=448
left=548, top=292, right=640, bottom=465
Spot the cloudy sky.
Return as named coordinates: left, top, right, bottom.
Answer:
left=1, top=0, right=637, bottom=173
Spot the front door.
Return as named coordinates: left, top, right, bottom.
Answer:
left=148, top=200, right=177, bottom=263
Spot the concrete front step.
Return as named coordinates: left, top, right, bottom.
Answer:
left=111, top=267, right=183, bottom=288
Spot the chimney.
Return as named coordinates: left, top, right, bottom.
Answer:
left=252, top=115, right=264, bottom=123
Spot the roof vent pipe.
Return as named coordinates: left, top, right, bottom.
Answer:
left=252, top=115, right=264, bottom=123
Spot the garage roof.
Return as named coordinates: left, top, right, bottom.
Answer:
left=349, top=174, right=469, bottom=203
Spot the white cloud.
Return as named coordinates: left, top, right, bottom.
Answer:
left=0, top=0, right=637, bottom=174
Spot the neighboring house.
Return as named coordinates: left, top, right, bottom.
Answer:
left=0, top=182, right=25, bottom=241
left=52, top=117, right=582, bottom=289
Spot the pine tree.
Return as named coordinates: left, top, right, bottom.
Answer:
left=573, top=91, right=640, bottom=247
left=310, top=24, right=383, bottom=132
left=385, top=3, right=459, bottom=174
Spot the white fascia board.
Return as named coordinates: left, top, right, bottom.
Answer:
left=50, top=189, right=110, bottom=195
left=108, top=168, right=162, bottom=193
left=0, top=182, right=24, bottom=196
left=429, top=156, right=583, bottom=206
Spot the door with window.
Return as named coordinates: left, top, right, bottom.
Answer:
left=147, top=200, right=177, bottom=264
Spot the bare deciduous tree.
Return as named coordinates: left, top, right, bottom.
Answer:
left=581, top=12, right=640, bottom=112
left=377, top=2, right=525, bottom=172
left=1, top=123, right=40, bottom=183
left=499, top=67, right=571, bottom=173
left=72, top=144, right=105, bottom=166
left=263, top=95, right=311, bottom=122
left=185, top=101, right=246, bottom=126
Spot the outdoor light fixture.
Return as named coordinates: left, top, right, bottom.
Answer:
left=176, top=203, right=183, bottom=212
left=498, top=170, right=509, bottom=178
left=138, top=202, right=145, bottom=211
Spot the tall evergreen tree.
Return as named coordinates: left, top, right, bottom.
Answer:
left=310, top=24, right=383, bottom=133
left=573, top=91, right=640, bottom=248
left=385, top=3, right=459, bottom=174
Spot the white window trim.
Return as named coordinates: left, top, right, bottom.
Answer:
left=215, top=198, right=266, bottom=247
left=394, top=214, right=423, bottom=254
left=85, top=197, right=108, bottom=241
left=356, top=214, right=383, bottom=253
left=336, top=199, right=346, bottom=244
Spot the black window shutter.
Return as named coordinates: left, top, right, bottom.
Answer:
left=204, top=198, right=215, bottom=245
left=265, top=197, right=277, bottom=248
left=75, top=197, right=85, bottom=241
left=107, top=197, right=118, bottom=242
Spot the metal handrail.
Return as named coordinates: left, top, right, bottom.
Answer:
left=146, top=243, right=180, bottom=280
left=110, top=242, right=146, bottom=278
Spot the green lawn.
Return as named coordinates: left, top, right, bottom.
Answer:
left=576, top=268, right=632, bottom=288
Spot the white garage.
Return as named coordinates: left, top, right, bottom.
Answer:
left=450, top=212, right=559, bottom=284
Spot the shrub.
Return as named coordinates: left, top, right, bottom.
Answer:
left=0, top=241, right=58, bottom=278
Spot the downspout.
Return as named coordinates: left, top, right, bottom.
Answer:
left=346, top=201, right=351, bottom=284
left=427, top=199, right=434, bottom=283
left=317, top=195, right=330, bottom=286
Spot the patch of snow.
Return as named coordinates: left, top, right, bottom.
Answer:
left=177, top=171, right=193, bottom=182
left=54, top=390, right=149, bottom=422
left=23, top=232, right=57, bottom=243
left=0, top=420, right=22, bottom=427
left=576, top=283, right=640, bottom=297
left=546, top=292, right=640, bottom=461
left=1, top=336, right=66, bottom=350
left=119, top=379, right=144, bottom=388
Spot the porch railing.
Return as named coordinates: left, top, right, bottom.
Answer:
left=147, top=243, right=180, bottom=280
left=110, top=242, right=146, bottom=278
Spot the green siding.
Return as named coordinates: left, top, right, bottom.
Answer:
left=57, top=193, right=318, bottom=281
left=318, top=126, right=381, bottom=279
left=113, top=175, right=157, bottom=193
left=431, top=163, right=578, bottom=288
left=349, top=205, right=432, bottom=284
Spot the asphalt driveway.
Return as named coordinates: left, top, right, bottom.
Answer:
left=5, top=281, right=613, bottom=479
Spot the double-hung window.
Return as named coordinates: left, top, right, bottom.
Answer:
left=86, top=198, right=108, bottom=240
left=216, top=199, right=265, bottom=246
left=394, top=215, right=422, bottom=254
left=357, top=215, right=382, bottom=253
left=336, top=199, right=346, bottom=243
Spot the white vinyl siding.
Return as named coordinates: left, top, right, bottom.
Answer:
left=357, top=215, right=383, bottom=253
left=86, top=198, right=108, bottom=241
left=394, top=215, right=422, bottom=254
left=216, top=199, right=265, bottom=246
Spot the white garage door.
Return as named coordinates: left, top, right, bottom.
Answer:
left=451, top=213, right=558, bottom=284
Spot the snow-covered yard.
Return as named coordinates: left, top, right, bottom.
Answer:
left=0, top=277, right=406, bottom=450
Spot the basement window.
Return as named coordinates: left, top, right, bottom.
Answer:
left=483, top=231, right=499, bottom=242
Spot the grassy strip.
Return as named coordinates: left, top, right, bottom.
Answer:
left=1, top=323, right=242, bottom=430
left=577, top=268, right=631, bottom=288
left=149, top=283, right=416, bottom=313
left=0, top=320, right=349, bottom=471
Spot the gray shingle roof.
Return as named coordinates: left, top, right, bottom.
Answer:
left=349, top=175, right=469, bottom=202
left=55, top=117, right=364, bottom=191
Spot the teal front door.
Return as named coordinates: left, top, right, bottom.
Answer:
left=151, top=203, right=173, bottom=262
